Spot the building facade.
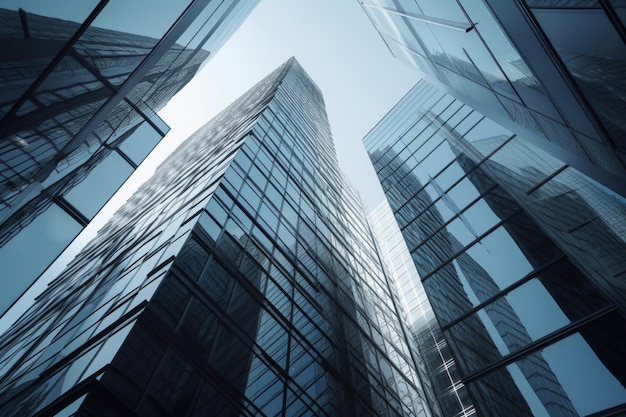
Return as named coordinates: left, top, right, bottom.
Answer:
left=0, top=0, right=259, bottom=316
left=0, top=59, right=435, bottom=417
left=358, top=0, right=626, bottom=198
left=365, top=79, right=626, bottom=416
left=369, top=200, right=476, bottom=417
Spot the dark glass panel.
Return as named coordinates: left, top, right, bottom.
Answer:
left=532, top=7, right=626, bottom=148
left=0, top=2, right=99, bottom=117
left=175, top=236, right=209, bottom=280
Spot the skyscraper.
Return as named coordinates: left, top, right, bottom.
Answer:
left=0, top=59, right=434, bottom=417
left=358, top=0, right=626, bottom=198
left=365, top=79, right=626, bottom=416
left=0, top=0, right=259, bottom=315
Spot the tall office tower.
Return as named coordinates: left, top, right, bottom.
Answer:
left=364, top=79, right=626, bottom=416
left=0, top=59, right=434, bottom=417
left=369, top=200, right=476, bottom=417
left=0, top=0, right=259, bottom=315
left=358, top=0, right=626, bottom=198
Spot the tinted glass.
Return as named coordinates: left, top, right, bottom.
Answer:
left=0, top=203, right=81, bottom=313
left=63, top=150, right=133, bottom=219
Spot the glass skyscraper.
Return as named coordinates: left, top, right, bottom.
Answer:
left=0, top=59, right=434, bottom=417
left=365, top=79, right=626, bottom=416
left=358, top=0, right=626, bottom=198
left=0, top=0, right=259, bottom=316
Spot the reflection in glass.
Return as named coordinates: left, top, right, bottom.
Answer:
left=63, top=151, right=133, bottom=219
left=0, top=203, right=81, bottom=313
left=118, top=120, right=163, bottom=165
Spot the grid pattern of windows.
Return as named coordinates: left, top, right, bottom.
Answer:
left=0, top=60, right=434, bottom=417
left=365, top=79, right=626, bottom=417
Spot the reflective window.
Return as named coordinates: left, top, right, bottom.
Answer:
left=531, top=7, right=626, bottom=145
left=433, top=161, right=465, bottom=191
left=507, top=332, right=626, bottom=416
left=0, top=1, right=100, bottom=115
left=16, top=55, right=107, bottom=116
left=460, top=0, right=542, bottom=94
left=463, top=223, right=533, bottom=289
left=118, top=119, right=163, bottom=165
left=175, top=236, right=209, bottom=280
left=0, top=203, right=81, bottom=313
left=505, top=279, right=569, bottom=340
left=91, top=0, right=191, bottom=40
left=63, top=150, right=133, bottom=219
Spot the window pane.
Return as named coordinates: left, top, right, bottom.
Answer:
left=507, top=332, right=626, bottom=416
left=0, top=2, right=100, bottom=116
left=0, top=203, right=81, bottom=312
left=118, top=119, right=163, bottom=165
left=63, top=150, right=133, bottom=219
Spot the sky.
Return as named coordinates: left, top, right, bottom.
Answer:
left=0, top=0, right=419, bottom=331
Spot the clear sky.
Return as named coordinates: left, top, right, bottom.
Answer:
left=0, top=0, right=419, bottom=332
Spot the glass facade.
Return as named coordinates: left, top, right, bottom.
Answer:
left=0, top=60, right=434, bottom=417
left=369, top=200, right=476, bottom=417
left=365, top=80, right=626, bottom=416
left=0, top=0, right=260, bottom=315
left=358, top=0, right=626, bottom=198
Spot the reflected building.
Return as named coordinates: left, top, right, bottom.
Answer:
left=358, top=0, right=626, bottom=198
left=364, top=80, right=626, bottom=416
left=0, top=59, right=434, bottom=417
left=0, top=1, right=260, bottom=316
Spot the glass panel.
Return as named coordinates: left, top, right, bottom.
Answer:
left=175, top=236, right=209, bottom=280
left=424, top=265, right=478, bottom=324
left=16, top=55, right=107, bottom=117
left=91, top=0, right=191, bottom=40
left=72, top=0, right=194, bottom=88
left=460, top=0, right=543, bottom=94
left=507, top=332, right=626, bottom=416
left=532, top=8, right=626, bottom=145
left=447, top=278, right=571, bottom=374
left=414, top=140, right=456, bottom=181
left=118, top=119, right=164, bottom=165
left=505, top=279, right=570, bottom=340
left=463, top=223, right=533, bottom=289
left=459, top=198, right=501, bottom=236
left=433, top=161, right=465, bottom=191
left=444, top=216, right=477, bottom=246
left=463, top=115, right=512, bottom=144
left=613, top=0, right=626, bottom=27
left=63, top=150, right=133, bottom=219
left=0, top=1, right=100, bottom=116
left=175, top=1, right=222, bottom=50
left=53, top=394, right=87, bottom=417
left=0, top=203, right=81, bottom=313
left=446, top=177, right=480, bottom=209
left=83, top=321, right=134, bottom=376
